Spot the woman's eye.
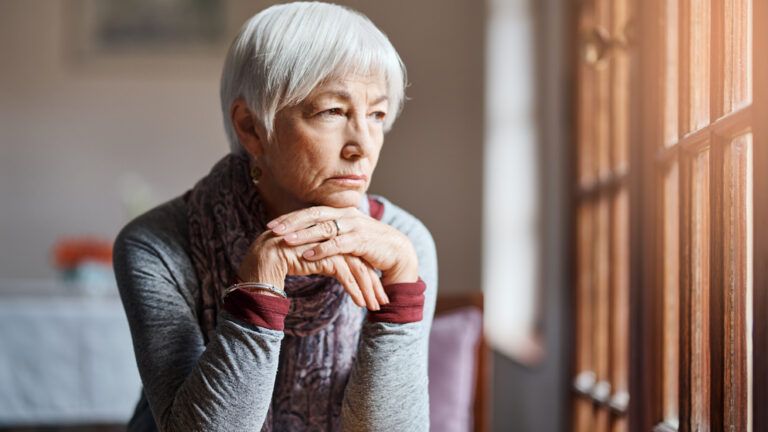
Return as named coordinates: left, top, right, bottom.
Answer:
left=370, top=111, right=387, bottom=122
left=319, top=108, right=344, bottom=117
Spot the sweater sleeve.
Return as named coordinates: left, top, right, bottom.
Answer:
left=340, top=200, right=438, bottom=432
left=113, top=207, right=285, bottom=432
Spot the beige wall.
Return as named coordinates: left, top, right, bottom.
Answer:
left=0, top=0, right=484, bottom=296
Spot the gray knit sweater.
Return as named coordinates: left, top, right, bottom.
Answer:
left=113, top=193, right=437, bottom=431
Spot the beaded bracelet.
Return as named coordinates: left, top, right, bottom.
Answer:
left=222, top=281, right=288, bottom=301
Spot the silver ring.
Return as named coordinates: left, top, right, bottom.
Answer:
left=332, top=219, right=342, bottom=237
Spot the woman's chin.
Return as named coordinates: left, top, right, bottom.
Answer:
left=315, top=189, right=366, bottom=208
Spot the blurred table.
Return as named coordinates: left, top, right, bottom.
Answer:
left=0, top=279, right=141, bottom=427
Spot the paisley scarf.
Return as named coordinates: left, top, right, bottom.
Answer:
left=184, top=153, right=365, bottom=431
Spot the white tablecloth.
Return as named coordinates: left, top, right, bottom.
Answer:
left=0, top=279, right=141, bottom=426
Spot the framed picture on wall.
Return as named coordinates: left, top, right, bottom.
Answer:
left=65, top=0, right=239, bottom=75
left=70, top=0, right=227, bottom=55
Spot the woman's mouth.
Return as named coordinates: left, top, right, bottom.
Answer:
left=327, top=174, right=368, bottom=186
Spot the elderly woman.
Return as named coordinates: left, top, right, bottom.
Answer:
left=113, top=2, right=437, bottom=431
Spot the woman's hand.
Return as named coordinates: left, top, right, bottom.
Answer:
left=266, top=206, right=419, bottom=286
left=237, top=229, right=387, bottom=310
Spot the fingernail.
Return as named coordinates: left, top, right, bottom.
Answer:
left=273, top=224, right=286, bottom=233
left=286, top=233, right=297, bottom=241
left=303, top=249, right=315, bottom=258
left=383, top=296, right=390, bottom=305
left=266, top=220, right=277, bottom=229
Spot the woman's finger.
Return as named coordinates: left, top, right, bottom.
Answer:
left=345, top=256, right=379, bottom=311
left=327, top=256, right=366, bottom=308
left=283, top=218, right=356, bottom=246
left=370, top=267, right=389, bottom=305
left=267, top=206, right=338, bottom=233
left=283, top=247, right=366, bottom=308
left=302, top=233, right=364, bottom=261
left=268, top=206, right=356, bottom=234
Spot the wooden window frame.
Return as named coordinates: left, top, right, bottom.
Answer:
left=573, top=0, right=765, bottom=429
left=571, top=1, right=633, bottom=431
left=751, top=0, right=768, bottom=430
left=634, top=0, right=765, bottom=431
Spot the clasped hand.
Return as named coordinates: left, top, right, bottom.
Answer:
left=237, top=206, right=419, bottom=311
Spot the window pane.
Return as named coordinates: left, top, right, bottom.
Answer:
left=578, top=71, right=595, bottom=187
left=665, top=0, right=680, bottom=146
left=722, top=133, right=753, bottom=431
left=611, top=0, right=631, bottom=171
left=578, top=9, right=597, bottom=188
left=610, top=187, right=629, bottom=432
left=690, top=149, right=711, bottom=429
left=595, top=0, right=611, bottom=180
left=594, top=196, right=611, bottom=432
left=575, top=202, right=595, bottom=432
left=687, top=0, right=711, bottom=132
left=573, top=397, right=593, bottom=432
left=723, top=0, right=753, bottom=112
left=663, top=163, right=681, bottom=426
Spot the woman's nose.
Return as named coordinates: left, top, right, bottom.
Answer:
left=341, top=142, right=363, bottom=160
left=341, top=114, right=373, bottom=160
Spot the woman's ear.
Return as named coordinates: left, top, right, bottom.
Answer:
left=231, top=98, right=265, bottom=157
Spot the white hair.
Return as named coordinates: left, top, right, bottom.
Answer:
left=220, top=2, right=408, bottom=154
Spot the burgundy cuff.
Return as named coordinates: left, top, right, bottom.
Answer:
left=223, top=289, right=291, bottom=331
left=368, top=278, right=426, bottom=324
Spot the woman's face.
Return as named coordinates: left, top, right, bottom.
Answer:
left=256, top=74, right=389, bottom=215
